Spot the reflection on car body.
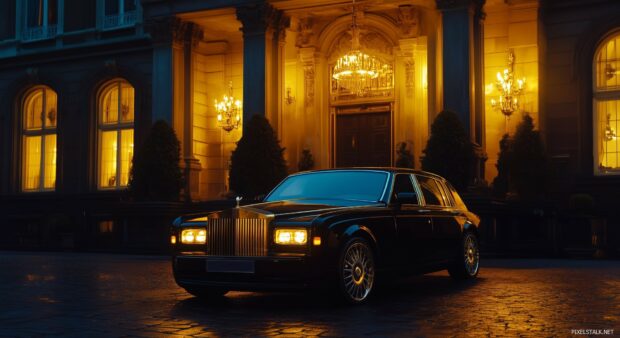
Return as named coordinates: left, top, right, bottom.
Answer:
left=170, top=168, right=480, bottom=304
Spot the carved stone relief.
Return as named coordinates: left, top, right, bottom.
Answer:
left=397, top=5, right=420, bottom=38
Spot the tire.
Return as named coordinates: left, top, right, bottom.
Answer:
left=448, top=231, right=480, bottom=280
left=338, top=237, right=376, bottom=304
left=184, top=286, right=229, bottom=300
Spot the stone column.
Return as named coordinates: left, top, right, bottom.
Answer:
left=437, top=0, right=486, bottom=183
left=146, top=17, right=181, bottom=125
left=181, top=22, right=204, bottom=202
left=146, top=17, right=203, bottom=201
left=436, top=0, right=484, bottom=136
left=236, top=3, right=284, bottom=130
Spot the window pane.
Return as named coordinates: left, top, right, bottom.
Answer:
left=25, top=89, right=43, bottom=130
left=119, top=129, right=133, bottom=187
left=105, top=0, right=119, bottom=15
left=416, top=175, right=447, bottom=206
left=101, top=83, right=119, bottom=124
left=43, top=134, right=56, bottom=189
left=100, top=130, right=118, bottom=188
left=27, top=0, right=43, bottom=27
left=48, top=0, right=57, bottom=25
left=595, top=34, right=620, bottom=90
left=597, top=99, right=620, bottom=172
left=120, top=82, right=134, bottom=122
left=44, top=89, right=57, bottom=128
left=23, top=136, right=42, bottom=190
left=393, top=174, right=415, bottom=194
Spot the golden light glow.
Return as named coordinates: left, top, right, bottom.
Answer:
left=331, top=1, right=387, bottom=96
left=181, top=229, right=206, bottom=245
left=170, top=235, right=177, bottom=245
left=214, top=81, right=242, bottom=132
left=595, top=34, right=620, bottom=173
left=98, top=80, right=134, bottom=189
left=490, top=50, right=525, bottom=119
left=313, top=236, right=321, bottom=246
left=22, top=87, right=57, bottom=191
left=274, top=229, right=308, bottom=245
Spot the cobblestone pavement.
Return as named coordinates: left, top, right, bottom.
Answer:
left=1, top=252, right=619, bottom=337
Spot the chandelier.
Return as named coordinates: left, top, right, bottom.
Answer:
left=214, top=81, right=242, bottom=132
left=490, top=50, right=525, bottom=119
left=332, top=0, right=383, bottom=96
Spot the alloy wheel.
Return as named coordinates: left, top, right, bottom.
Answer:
left=463, top=232, right=480, bottom=276
left=341, top=240, right=375, bottom=302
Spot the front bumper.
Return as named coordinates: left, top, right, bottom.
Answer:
left=172, top=255, right=328, bottom=291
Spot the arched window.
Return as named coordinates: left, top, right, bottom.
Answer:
left=22, top=86, right=57, bottom=191
left=594, top=32, right=620, bottom=175
left=98, top=79, right=134, bottom=189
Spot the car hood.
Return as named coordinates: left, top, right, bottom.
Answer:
left=177, top=199, right=384, bottom=225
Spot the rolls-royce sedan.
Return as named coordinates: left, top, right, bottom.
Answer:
left=170, top=168, right=480, bottom=304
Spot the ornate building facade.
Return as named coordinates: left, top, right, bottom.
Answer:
left=0, top=0, right=619, bottom=238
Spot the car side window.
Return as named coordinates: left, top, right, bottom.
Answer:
left=391, top=174, right=417, bottom=204
left=416, top=175, right=448, bottom=207
left=446, top=182, right=467, bottom=210
left=437, top=181, right=453, bottom=207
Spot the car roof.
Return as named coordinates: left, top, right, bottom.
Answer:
left=297, top=167, right=447, bottom=181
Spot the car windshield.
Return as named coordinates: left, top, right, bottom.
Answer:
left=265, top=171, right=389, bottom=203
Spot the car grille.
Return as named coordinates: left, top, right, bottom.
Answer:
left=207, top=218, right=268, bottom=257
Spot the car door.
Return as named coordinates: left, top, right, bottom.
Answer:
left=415, top=175, right=462, bottom=261
left=391, top=174, right=433, bottom=267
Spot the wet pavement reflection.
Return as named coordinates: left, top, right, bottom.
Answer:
left=0, top=252, right=618, bottom=337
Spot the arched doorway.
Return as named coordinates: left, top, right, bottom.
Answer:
left=328, top=27, right=395, bottom=167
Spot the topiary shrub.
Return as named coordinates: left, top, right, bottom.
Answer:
left=129, top=120, right=182, bottom=201
left=511, top=114, right=548, bottom=199
left=421, top=110, right=475, bottom=191
left=492, top=133, right=513, bottom=198
left=229, top=114, right=288, bottom=200
left=298, top=148, right=315, bottom=172
left=395, top=141, right=414, bottom=169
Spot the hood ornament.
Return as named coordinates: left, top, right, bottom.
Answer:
left=235, top=196, right=243, bottom=208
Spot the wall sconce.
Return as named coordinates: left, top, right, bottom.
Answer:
left=214, top=81, right=242, bottom=132
left=490, top=49, right=525, bottom=126
left=285, top=86, right=295, bottom=105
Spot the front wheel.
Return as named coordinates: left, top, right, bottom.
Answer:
left=448, top=231, right=480, bottom=280
left=338, top=238, right=376, bottom=304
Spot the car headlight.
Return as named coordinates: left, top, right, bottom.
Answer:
left=274, top=228, right=307, bottom=245
left=181, top=228, right=206, bottom=244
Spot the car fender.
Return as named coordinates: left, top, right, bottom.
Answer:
left=328, top=223, right=380, bottom=259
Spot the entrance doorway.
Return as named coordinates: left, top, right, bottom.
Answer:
left=335, top=109, right=391, bottom=167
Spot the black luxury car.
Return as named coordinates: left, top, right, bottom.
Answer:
left=170, top=168, right=480, bottom=304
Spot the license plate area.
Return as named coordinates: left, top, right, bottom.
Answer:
left=206, top=259, right=255, bottom=274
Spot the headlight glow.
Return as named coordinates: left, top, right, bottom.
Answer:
left=181, top=228, right=206, bottom=244
left=274, top=229, right=307, bottom=245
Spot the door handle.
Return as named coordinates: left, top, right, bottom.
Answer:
left=418, top=209, right=431, bottom=213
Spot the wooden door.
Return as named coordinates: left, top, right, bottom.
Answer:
left=336, top=112, right=391, bottom=167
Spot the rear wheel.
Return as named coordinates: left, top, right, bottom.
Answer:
left=448, top=231, right=480, bottom=280
left=338, top=238, right=376, bottom=304
left=184, top=287, right=229, bottom=300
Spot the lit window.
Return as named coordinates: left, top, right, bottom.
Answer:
left=594, top=32, right=620, bottom=174
left=103, top=0, right=138, bottom=30
left=22, top=87, right=57, bottom=192
left=98, top=79, right=134, bottom=189
left=23, top=0, right=58, bottom=41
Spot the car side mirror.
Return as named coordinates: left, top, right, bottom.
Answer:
left=395, top=192, right=418, bottom=205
